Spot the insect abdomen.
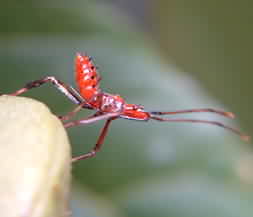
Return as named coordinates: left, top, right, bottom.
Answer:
left=75, top=53, right=100, bottom=101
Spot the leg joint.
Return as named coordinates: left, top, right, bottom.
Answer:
left=24, top=76, right=58, bottom=88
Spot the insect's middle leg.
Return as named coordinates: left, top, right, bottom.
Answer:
left=63, top=112, right=119, bottom=162
left=71, top=118, right=113, bottom=162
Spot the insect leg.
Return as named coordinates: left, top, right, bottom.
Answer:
left=71, top=118, right=114, bottom=162
left=58, top=101, right=94, bottom=121
left=8, top=76, right=91, bottom=109
left=63, top=112, right=119, bottom=128
left=63, top=112, right=119, bottom=161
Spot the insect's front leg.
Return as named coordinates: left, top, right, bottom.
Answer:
left=59, top=106, right=102, bottom=121
left=64, top=112, right=119, bottom=128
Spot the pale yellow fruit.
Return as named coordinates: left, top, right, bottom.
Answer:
left=0, top=96, right=71, bottom=217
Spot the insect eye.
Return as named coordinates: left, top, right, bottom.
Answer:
left=91, top=75, right=95, bottom=79
left=91, top=66, right=95, bottom=70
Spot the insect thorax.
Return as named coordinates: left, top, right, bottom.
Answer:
left=96, top=93, right=125, bottom=113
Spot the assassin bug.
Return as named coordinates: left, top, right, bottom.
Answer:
left=7, top=53, right=249, bottom=162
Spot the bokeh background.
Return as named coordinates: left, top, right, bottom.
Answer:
left=3, top=0, right=253, bottom=216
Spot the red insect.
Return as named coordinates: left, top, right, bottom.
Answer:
left=8, top=53, right=249, bottom=162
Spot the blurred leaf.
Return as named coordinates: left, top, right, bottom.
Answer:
left=114, top=174, right=253, bottom=217
left=2, top=1, right=253, bottom=217
left=154, top=0, right=253, bottom=135
left=71, top=184, right=126, bottom=217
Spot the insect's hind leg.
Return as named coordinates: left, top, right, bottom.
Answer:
left=10, top=76, right=58, bottom=96
left=7, top=76, right=91, bottom=108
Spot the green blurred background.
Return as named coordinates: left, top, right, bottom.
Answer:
left=4, top=0, right=253, bottom=216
